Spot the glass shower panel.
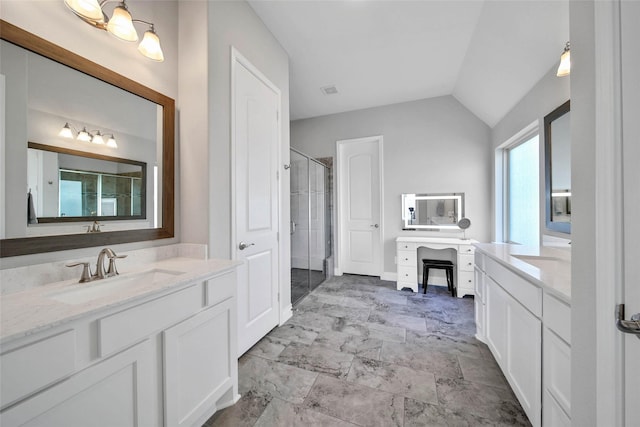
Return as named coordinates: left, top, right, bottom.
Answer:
left=309, top=161, right=326, bottom=290
left=290, top=150, right=310, bottom=304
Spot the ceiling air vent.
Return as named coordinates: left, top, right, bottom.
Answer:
left=321, top=85, right=338, bottom=95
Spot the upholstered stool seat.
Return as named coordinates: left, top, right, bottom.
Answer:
left=422, top=259, right=455, bottom=297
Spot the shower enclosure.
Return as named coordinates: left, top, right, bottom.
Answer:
left=290, top=148, right=331, bottom=305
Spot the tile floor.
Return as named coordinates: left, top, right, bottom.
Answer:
left=205, top=274, right=531, bottom=427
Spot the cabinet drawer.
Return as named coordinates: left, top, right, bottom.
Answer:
left=459, top=245, right=475, bottom=255
left=1, top=329, right=76, bottom=408
left=457, top=271, right=474, bottom=291
left=397, top=250, right=416, bottom=266
left=544, top=293, right=571, bottom=344
left=458, top=254, right=475, bottom=272
left=206, top=271, right=235, bottom=307
left=397, top=242, right=416, bottom=251
left=397, top=265, right=417, bottom=283
left=543, top=328, right=571, bottom=417
left=486, top=257, right=542, bottom=317
left=98, top=285, right=202, bottom=357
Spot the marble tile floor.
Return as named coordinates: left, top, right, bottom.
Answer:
left=205, top=275, right=531, bottom=427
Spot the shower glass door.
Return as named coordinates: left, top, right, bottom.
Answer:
left=290, top=150, right=310, bottom=304
left=290, top=149, right=330, bottom=305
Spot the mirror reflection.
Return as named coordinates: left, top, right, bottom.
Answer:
left=1, top=21, right=174, bottom=258
left=27, top=143, right=146, bottom=223
left=1, top=38, right=161, bottom=239
left=402, top=193, right=464, bottom=230
left=544, top=100, right=571, bottom=234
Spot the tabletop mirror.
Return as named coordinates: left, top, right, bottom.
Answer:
left=402, top=193, right=464, bottom=230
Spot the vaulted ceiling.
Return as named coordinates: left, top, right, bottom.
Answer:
left=248, top=0, right=569, bottom=127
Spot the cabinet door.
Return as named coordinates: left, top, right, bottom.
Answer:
left=163, top=299, right=237, bottom=427
left=506, top=297, right=542, bottom=427
left=485, top=276, right=508, bottom=365
left=0, top=340, right=152, bottom=427
left=543, top=328, right=571, bottom=416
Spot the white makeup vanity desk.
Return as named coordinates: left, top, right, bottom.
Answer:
left=396, top=236, right=476, bottom=297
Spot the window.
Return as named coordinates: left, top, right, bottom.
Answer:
left=505, top=134, right=539, bottom=245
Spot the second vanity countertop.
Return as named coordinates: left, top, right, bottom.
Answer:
left=0, top=257, right=241, bottom=345
left=473, top=243, right=571, bottom=304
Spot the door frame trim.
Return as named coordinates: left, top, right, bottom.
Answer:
left=230, top=47, right=285, bottom=324
left=335, top=135, right=384, bottom=277
left=592, top=0, right=624, bottom=424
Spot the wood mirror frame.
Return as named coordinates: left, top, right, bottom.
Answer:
left=544, top=100, right=571, bottom=235
left=0, top=20, right=174, bottom=257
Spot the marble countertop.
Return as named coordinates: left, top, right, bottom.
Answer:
left=473, top=243, right=571, bottom=304
left=396, top=236, right=477, bottom=245
left=0, top=257, right=241, bottom=344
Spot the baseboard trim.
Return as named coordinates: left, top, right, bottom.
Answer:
left=381, top=272, right=397, bottom=281
left=280, top=304, right=292, bottom=325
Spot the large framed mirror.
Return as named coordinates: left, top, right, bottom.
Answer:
left=544, top=100, right=571, bottom=234
left=0, top=21, right=175, bottom=257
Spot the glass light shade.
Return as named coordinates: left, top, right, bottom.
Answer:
left=557, top=48, right=571, bottom=77
left=107, top=135, right=118, bottom=148
left=138, top=29, right=165, bottom=62
left=91, top=131, right=105, bottom=145
left=59, top=123, right=74, bottom=139
left=64, top=0, right=104, bottom=22
left=77, top=127, right=92, bottom=142
left=107, top=5, right=138, bottom=42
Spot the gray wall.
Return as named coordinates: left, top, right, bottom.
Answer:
left=291, top=95, right=491, bottom=276
left=491, top=65, right=570, bottom=242
left=178, top=0, right=291, bottom=306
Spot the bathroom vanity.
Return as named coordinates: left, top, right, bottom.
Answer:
left=474, top=243, right=571, bottom=427
left=0, top=247, right=240, bottom=427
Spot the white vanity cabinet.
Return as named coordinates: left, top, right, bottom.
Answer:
left=0, top=268, right=238, bottom=427
left=474, top=247, right=572, bottom=427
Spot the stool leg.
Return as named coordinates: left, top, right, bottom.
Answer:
left=423, top=266, right=429, bottom=294
left=446, top=268, right=452, bottom=292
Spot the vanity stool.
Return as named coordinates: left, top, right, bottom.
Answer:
left=422, top=259, right=455, bottom=297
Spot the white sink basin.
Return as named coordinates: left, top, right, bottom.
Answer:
left=512, top=254, right=563, bottom=271
left=48, top=269, right=184, bottom=305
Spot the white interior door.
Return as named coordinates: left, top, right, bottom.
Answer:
left=337, top=137, right=382, bottom=276
left=621, top=2, right=640, bottom=423
left=232, top=50, right=280, bottom=356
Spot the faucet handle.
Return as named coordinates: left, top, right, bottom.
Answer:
left=106, top=254, right=127, bottom=277
left=66, top=262, right=92, bottom=283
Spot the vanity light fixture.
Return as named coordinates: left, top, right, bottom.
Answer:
left=77, top=127, right=92, bottom=142
left=91, top=130, right=105, bottom=145
left=63, top=0, right=164, bottom=62
left=556, top=41, right=571, bottom=77
left=58, top=122, right=118, bottom=148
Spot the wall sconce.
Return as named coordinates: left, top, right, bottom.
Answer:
left=556, top=41, right=570, bottom=77
left=59, top=122, right=118, bottom=148
left=63, top=0, right=164, bottom=62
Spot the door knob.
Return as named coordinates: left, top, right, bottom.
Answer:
left=616, top=304, right=640, bottom=340
left=238, top=242, right=255, bottom=250
left=371, top=224, right=379, bottom=228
